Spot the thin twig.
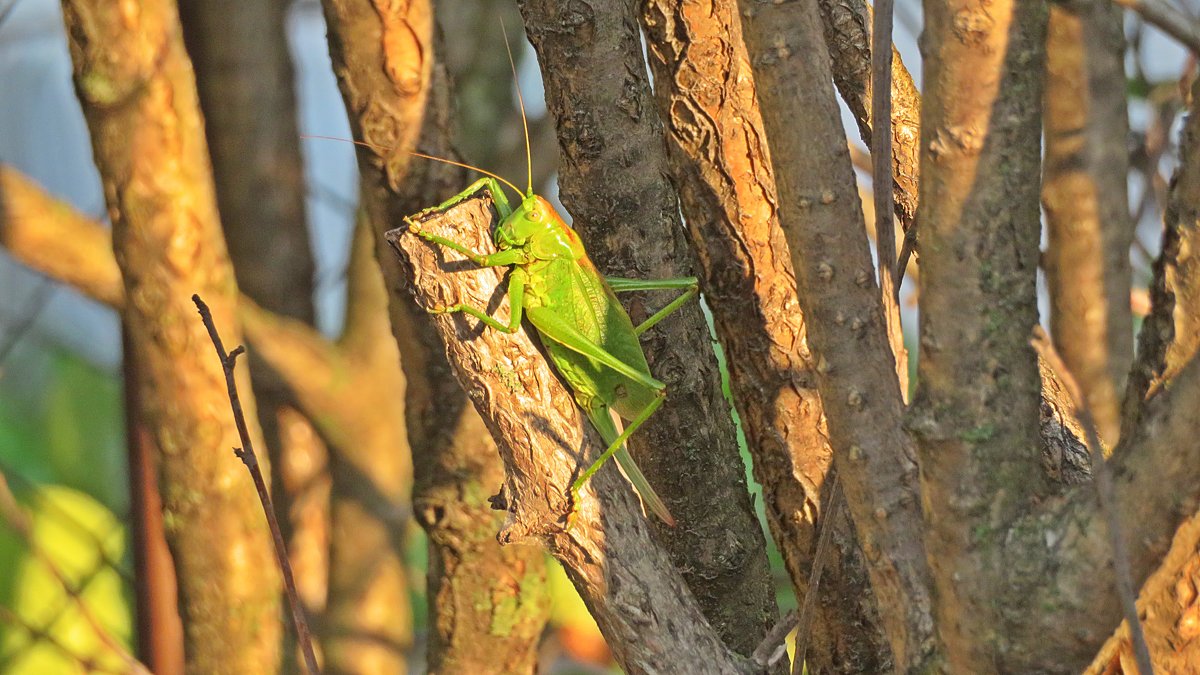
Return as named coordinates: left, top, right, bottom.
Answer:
left=1030, top=326, right=1154, bottom=675
left=793, top=476, right=844, bottom=675
left=1112, top=0, right=1200, bottom=55
left=872, top=0, right=897, bottom=295
left=751, top=610, right=798, bottom=668
left=192, top=294, right=320, bottom=675
left=0, top=470, right=150, bottom=675
left=895, top=233, right=917, bottom=289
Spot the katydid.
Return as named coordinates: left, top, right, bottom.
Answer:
left=406, top=178, right=696, bottom=526
left=401, top=32, right=697, bottom=526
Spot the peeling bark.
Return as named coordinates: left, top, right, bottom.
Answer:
left=57, top=1, right=281, bottom=671
left=1043, top=0, right=1134, bottom=446
left=388, top=195, right=753, bottom=674
left=515, top=0, right=778, bottom=656
left=736, top=0, right=936, bottom=669
left=638, top=0, right=890, bottom=670
left=318, top=2, right=551, bottom=669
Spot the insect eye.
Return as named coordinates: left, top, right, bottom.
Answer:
left=528, top=207, right=544, bottom=222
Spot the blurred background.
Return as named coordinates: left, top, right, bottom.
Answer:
left=0, top=0, right=1193, bottom=670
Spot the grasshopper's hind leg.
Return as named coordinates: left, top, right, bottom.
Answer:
left=573, top=396, right=673, bottom=526
left=605, top=277, right=699, bottom=336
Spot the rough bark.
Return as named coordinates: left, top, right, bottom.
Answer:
left=240, top=215, right=413, bottom=674
left=816, top=0, right=921, bottom=235
left=1043, top=0, right=1134, bottom=446
left=175, top=3, right=330, bottom=664
left=1001, top=347, right=1200, bottom=671
left=318, top=2, right=551, bottom=670
left=638, top=0, right=890, bottom=670
left=907, top=0, right=1049, bottom=669
left=395, top=54, right=554, bottom=673
left=388, top=194, right=754, bottom=674
left=736, top=0, right=936, bottom=669
left=57, top=1, right=281, bottom=671
left=515, top=0, right=778, bottom=657
left=1124, top=75, right=1200, bottom=431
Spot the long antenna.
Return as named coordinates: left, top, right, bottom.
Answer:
left=300, top=134, right=523, bottom=199
left=500, top=16, right=533, bottom=196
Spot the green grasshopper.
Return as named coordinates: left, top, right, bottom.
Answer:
left=406, top=179, right=697, bottom=526
left=401, top=32, right=697, bottom=525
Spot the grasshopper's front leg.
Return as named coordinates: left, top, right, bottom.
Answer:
left=407, top=176, right=515, bottom=223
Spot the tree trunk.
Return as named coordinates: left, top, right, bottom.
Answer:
left=388, top=194, right=754, bottom=673
left=318, top=0, right=552, bottom=669
left=175, top=3, right=333, bottom=667
left=910, top=0, right=1049, bottom=668
left=58, top=1, right=282, bottom=671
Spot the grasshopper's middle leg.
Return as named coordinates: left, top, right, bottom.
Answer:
left=606, top=276, right=699, bottom=336
left=428, top=268, right=528, bottom=334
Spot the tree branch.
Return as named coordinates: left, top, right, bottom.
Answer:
left=0, top=167, right=124, bottom=309
left=638, top=0, right=890, bottom=668
left=1005, top=341, right=1200, bottom=670
left=317, top=3, right=551, bottom=669
left=1111, top=0, right=1200, bottom=55
left=816, top=0, right=921, bottom=254
left=1124, top=74, right=1200, bottom=433
left=736, top=0, right=936, bottom=668
left=1043, top=0, right=1135, bottom=444
left=386, top=194, right=754, bottom=673
left=240, top=214, right=416, bottom=671
left=1030, top=328, right=1153, bottom=675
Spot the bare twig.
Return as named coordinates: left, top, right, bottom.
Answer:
left=751, top=610, right=798, bottom=669
left=0, top=470, right=150, bottom=675
left=872, top=0, right=897, bottom=292
left=793, top=477, right=844, bottom=674
left=1112, top=0, right=1200, bottom=54
left=1030, top=326, right=1154, bottom=675
left=192, top=294, right=320, bottom=675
